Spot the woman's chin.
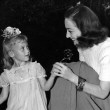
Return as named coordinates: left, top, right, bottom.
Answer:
left=73, top=41, right=78, bottom=45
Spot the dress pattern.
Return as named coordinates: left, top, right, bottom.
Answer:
left=0, top=61, right=47, bottom=110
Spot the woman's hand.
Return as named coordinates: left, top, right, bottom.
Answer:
left=51, top=62, right=78, bottom=84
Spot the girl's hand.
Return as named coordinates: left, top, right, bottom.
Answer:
left=52, top=62, right=78, bottom=82
left=51, top=71, right=57, bottom=77
left=51, top=64, right=60, bottom=77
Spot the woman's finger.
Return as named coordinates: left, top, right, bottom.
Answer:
left=53, top=72, right=63, bottom=77
left=55, top=62, right=67, bottom=70
left=51, top=68, right=60, bottom=73
left=53, top=63, right=62, bottom=70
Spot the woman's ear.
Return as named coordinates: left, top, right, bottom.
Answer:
left=8, top=51, right=14, bottom=58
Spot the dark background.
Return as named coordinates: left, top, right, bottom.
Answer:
left=0, top=0, right=110, bottom=109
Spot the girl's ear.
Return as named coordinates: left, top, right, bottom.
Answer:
left=8, top=51, right=14, bottom=58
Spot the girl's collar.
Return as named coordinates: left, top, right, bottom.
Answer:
left=13, top=62, right=28, bottom=68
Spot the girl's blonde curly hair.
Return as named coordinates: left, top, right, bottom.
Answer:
left=2, top=26, right=28, bottom=70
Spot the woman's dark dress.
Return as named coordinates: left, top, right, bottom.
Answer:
left=49, top=61, right=110, bottom=110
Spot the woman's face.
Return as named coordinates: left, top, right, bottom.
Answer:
left=65, top=18, right=81, bottom=45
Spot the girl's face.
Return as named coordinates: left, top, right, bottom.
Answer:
left=10, top=40, right=30, bottom=66
left=65, top=18, right=81, bottom=45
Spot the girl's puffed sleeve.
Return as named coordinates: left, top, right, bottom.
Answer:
left=99, top=46, right=110, bottom=81
left=34, top=62, right=47, bottom=78
left=0, top=71, right=9, bottom=87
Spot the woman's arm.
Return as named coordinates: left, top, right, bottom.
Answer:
left=52, top=62, right=110, bottom=99
left=70, top=75, right=110, bottom=99
left=0, top=86, right=9, bottom=104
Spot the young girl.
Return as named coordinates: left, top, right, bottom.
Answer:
left=0, top=26, right=57, bottom=110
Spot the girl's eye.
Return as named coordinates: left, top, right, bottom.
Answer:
left=26, top=46, right=29, bottom=50
left=26, top=46, right=29, bottom=49
left=21, top=47, right=24, bottom=50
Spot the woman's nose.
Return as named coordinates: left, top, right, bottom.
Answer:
left=66, top=31, right=70, bottom=38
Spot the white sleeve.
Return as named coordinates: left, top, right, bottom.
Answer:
left=0, top=72, right=9, bottom=87
left=99, top=46, right=110, bottom=81
left=34, top=62, right=47, bottom=78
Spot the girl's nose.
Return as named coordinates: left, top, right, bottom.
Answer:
left=27, top=49, right=30, bottom=55
left=25, top=47, right=30, bottom=55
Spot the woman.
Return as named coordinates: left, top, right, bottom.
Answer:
left=51, top=4, right=110, bottom=110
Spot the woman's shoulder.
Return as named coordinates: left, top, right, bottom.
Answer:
left=100, top=37, right=110, bottom=47
left=98, top=37, right=110, bottom=58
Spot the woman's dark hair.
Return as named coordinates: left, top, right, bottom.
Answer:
left=65, top=4, right=109, bottom=49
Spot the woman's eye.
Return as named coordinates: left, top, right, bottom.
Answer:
left=68, top=30, right=73, bottom=33
left=69, top=31, right=72, bottom=33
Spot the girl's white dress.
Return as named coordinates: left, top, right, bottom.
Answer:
left=0, top=61, right=47, bottom=110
